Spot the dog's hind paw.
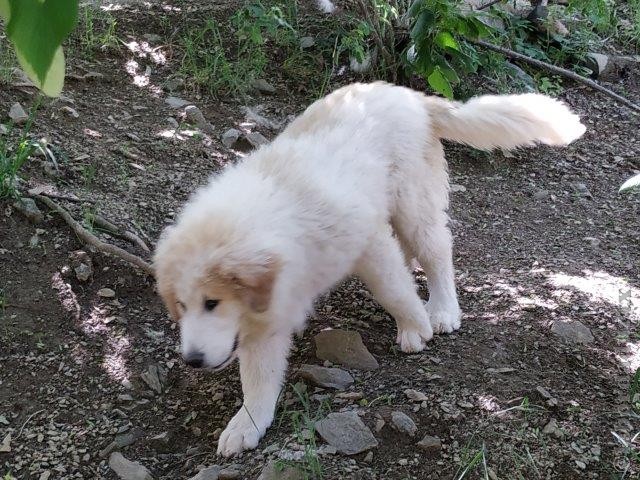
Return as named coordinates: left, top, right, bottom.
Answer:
left=217, top=409, right=266, bottom=457
left=396, top=323, right=433, bottom=353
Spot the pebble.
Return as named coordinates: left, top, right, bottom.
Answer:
left=13, top=197, right=44, bottom=224
left=256, top=461, right=303, bottom=480
left=390, top=411, right=418, bottom=437
left=140, top=364, right=165, bottom=394
left=315, top=329, right=379, bottom=371
left=221, top=128, right=241, bottom=148
left=219, top=467, right=241, bottom=480
left=299, top=36, right=315, bottom=49
left=315, top=411, right=378, bottom=455
left=298, top=364, right=354, bottom=390
left=60, top=106, right=80, bottom=118
left=98, top=288, right=116, bottom=298
left=550, top=320, right=595, bottom=344
left=543, top=419, right=564, bottom=438
left=185, top=105, right=215, bottom=135
left=245, top=131, right=269, bottom=148
left=188, top=465, right=221, bottom=480
left=165, top=96, right=191, bottom=109
left=108, top=452, right=153, bottom=480
left=149, top=431, right=171, bottom=452
left=0, top=123, right=8, bottom=135
left=450, top=184, right=467, bottom=193
left=251, top=79, right=276, bottom=94
left=9, top=102, right=28, bottom=124
left=416, top=435, right=442, bottom=454
left=404, top=389, right=428, bottom=402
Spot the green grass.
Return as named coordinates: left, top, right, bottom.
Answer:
left=276, top=383, right=330, bottom=479
left=0, top=115, right=38, bottom=200
left=68, top=6, right=119, bottom=60
left=454, top=440, right=489, bottom=480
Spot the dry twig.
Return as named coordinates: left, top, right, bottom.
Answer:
left=33, top=195, right=154, bottom=276
left=472, top=39, right=640, bottom=114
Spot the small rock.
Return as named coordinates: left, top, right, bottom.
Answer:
left=533, top=190, right=549, bottom=201
left=162, top=77, right=184, bottom=93
left=60, top=106, right=80, bottom=118
left=584, top=237, right=600, bottom=248
left=298, top=364, right=354, bottom=390
left=98, top=287, right=116, bottom=298
left=0, top=433, right=11, bottom=452
left=9, top=102, right=28, bottom=124
left=317, top=445, right=337, bottom=456
left=571, top=182, right=592, bottom=199
left=404, top=389, right=428, bottom=402
left=252, top=79, right=276, bottom=94
left=299, top=36, right=315, bottom=49
left=416, top=435, right=441, bottom=454
left=188, top=465, right=221, bottom=480
left=315, top=411, right=378, bottom=455
left=185, top=105, right=215, bottom=135
left=242, top=106, right=282, bottom=131
left=551, top=320, right=594, bottom=344
left=505, top=62, right=535, bottom=91
left=450, top=184, right=467, bottom=193
left=245, top=131, right=269, bottom=148
left=575, top=460, right=587, bottom=470
left=149, top=432, right=171, bottom=452
left=140, top=364, right=165, bottom=394
left=363, top=451, right=374, bottom=463
left=13, top=198, right=44, bottom=224
left=315, top=330, right=379, bottom=371
left=0, top=124, right=8, bottom=135
left=166, top=117, right=180, bottom=129
left=391, top=411, right=418, bottom=437
left=219, top=467, right=241, bottom=480
left=542, top=419, right=564, bottom=438
left=165, top=96, right=191, bottom=109
left=584, top=53, right=611, bottom=79
left=221, top=128, right=241, bottom=148
left=69, top=250, right=93, bottom=282
left=108, top=452, right=153, bottom=480
left=256, top=461, right=303, bottom=480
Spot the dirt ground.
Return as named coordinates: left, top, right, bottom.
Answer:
left=1, top=1, right=639, bottom=479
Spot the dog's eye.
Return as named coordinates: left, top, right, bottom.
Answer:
left=204, top=299, right=219, bottom=311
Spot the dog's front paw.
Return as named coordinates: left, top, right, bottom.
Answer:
left=217, top=409, right=267, bottom=457
left=427, top=303, right=461, bottom=334
left=396, top=322, right=433, bottom=353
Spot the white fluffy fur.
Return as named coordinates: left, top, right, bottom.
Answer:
left=153, top=82, right=585, bottom=457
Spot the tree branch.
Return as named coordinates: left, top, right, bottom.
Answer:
left=33, top=195, right=155, bottom=276
left=471, top=39, right=640, bottom=114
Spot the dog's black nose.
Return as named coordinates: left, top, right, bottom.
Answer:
left=185, top=352, right=204, bottom=369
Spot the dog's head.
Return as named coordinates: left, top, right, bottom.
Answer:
left=153, top=218, right=279, bottom=371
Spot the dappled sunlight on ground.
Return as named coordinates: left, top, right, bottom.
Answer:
left=548, top=270, right=640, bottom=321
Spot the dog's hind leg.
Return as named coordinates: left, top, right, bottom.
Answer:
left=392, top=148, right=461, bottom=334
left=355, top=225, right=433, bottom=352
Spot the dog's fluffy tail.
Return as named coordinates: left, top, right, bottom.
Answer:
left=428, top=93, right=586, bottom=150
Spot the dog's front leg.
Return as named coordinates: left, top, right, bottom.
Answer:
left=217, top=330, right=292, bottom=457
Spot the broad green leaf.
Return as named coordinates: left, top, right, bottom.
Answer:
left=619, top=173, right=640, bottom=193
left=434, top=31, right=459, bottom=51
left=438, top=61, right=460, bottom=84
left=428, top=67, right=453, bottom=98
left=411, top=9, right=436, bottom=41
left=2, top=0, right=78, bottom=97
left=408, top=0, right=423, bottom=18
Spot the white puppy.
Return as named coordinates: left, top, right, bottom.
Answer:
left=153, top=82, right=585, bottom=456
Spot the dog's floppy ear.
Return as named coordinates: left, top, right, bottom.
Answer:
left=220, top=255, right=279, bottom=313
left=158, top=280, right=181, bottom=320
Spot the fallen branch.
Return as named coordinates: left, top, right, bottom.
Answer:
left=472, top=39, right=640, bottom=114
left=33, top=195, right=155, bottom=276
left=91, top=214, right=151, bottom=252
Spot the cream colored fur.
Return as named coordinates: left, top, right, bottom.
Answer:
left=153, top=82, right=585, bottom=457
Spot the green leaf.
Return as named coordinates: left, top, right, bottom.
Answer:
left=428, top=67, right=453, bottom=98
left=434, top=31, right=459, bottom=51
left=619, top=173, right=640, bottom=193
left=2, top=0, right=78, bottom=97
left=438, top=61, right=460, bottom=84
left=411, top=9, right=435, bottom=41
left=408, top=0, right=423, bottom=18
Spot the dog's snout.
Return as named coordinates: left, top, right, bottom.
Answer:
left=184, top=352, right=204, bottom=369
